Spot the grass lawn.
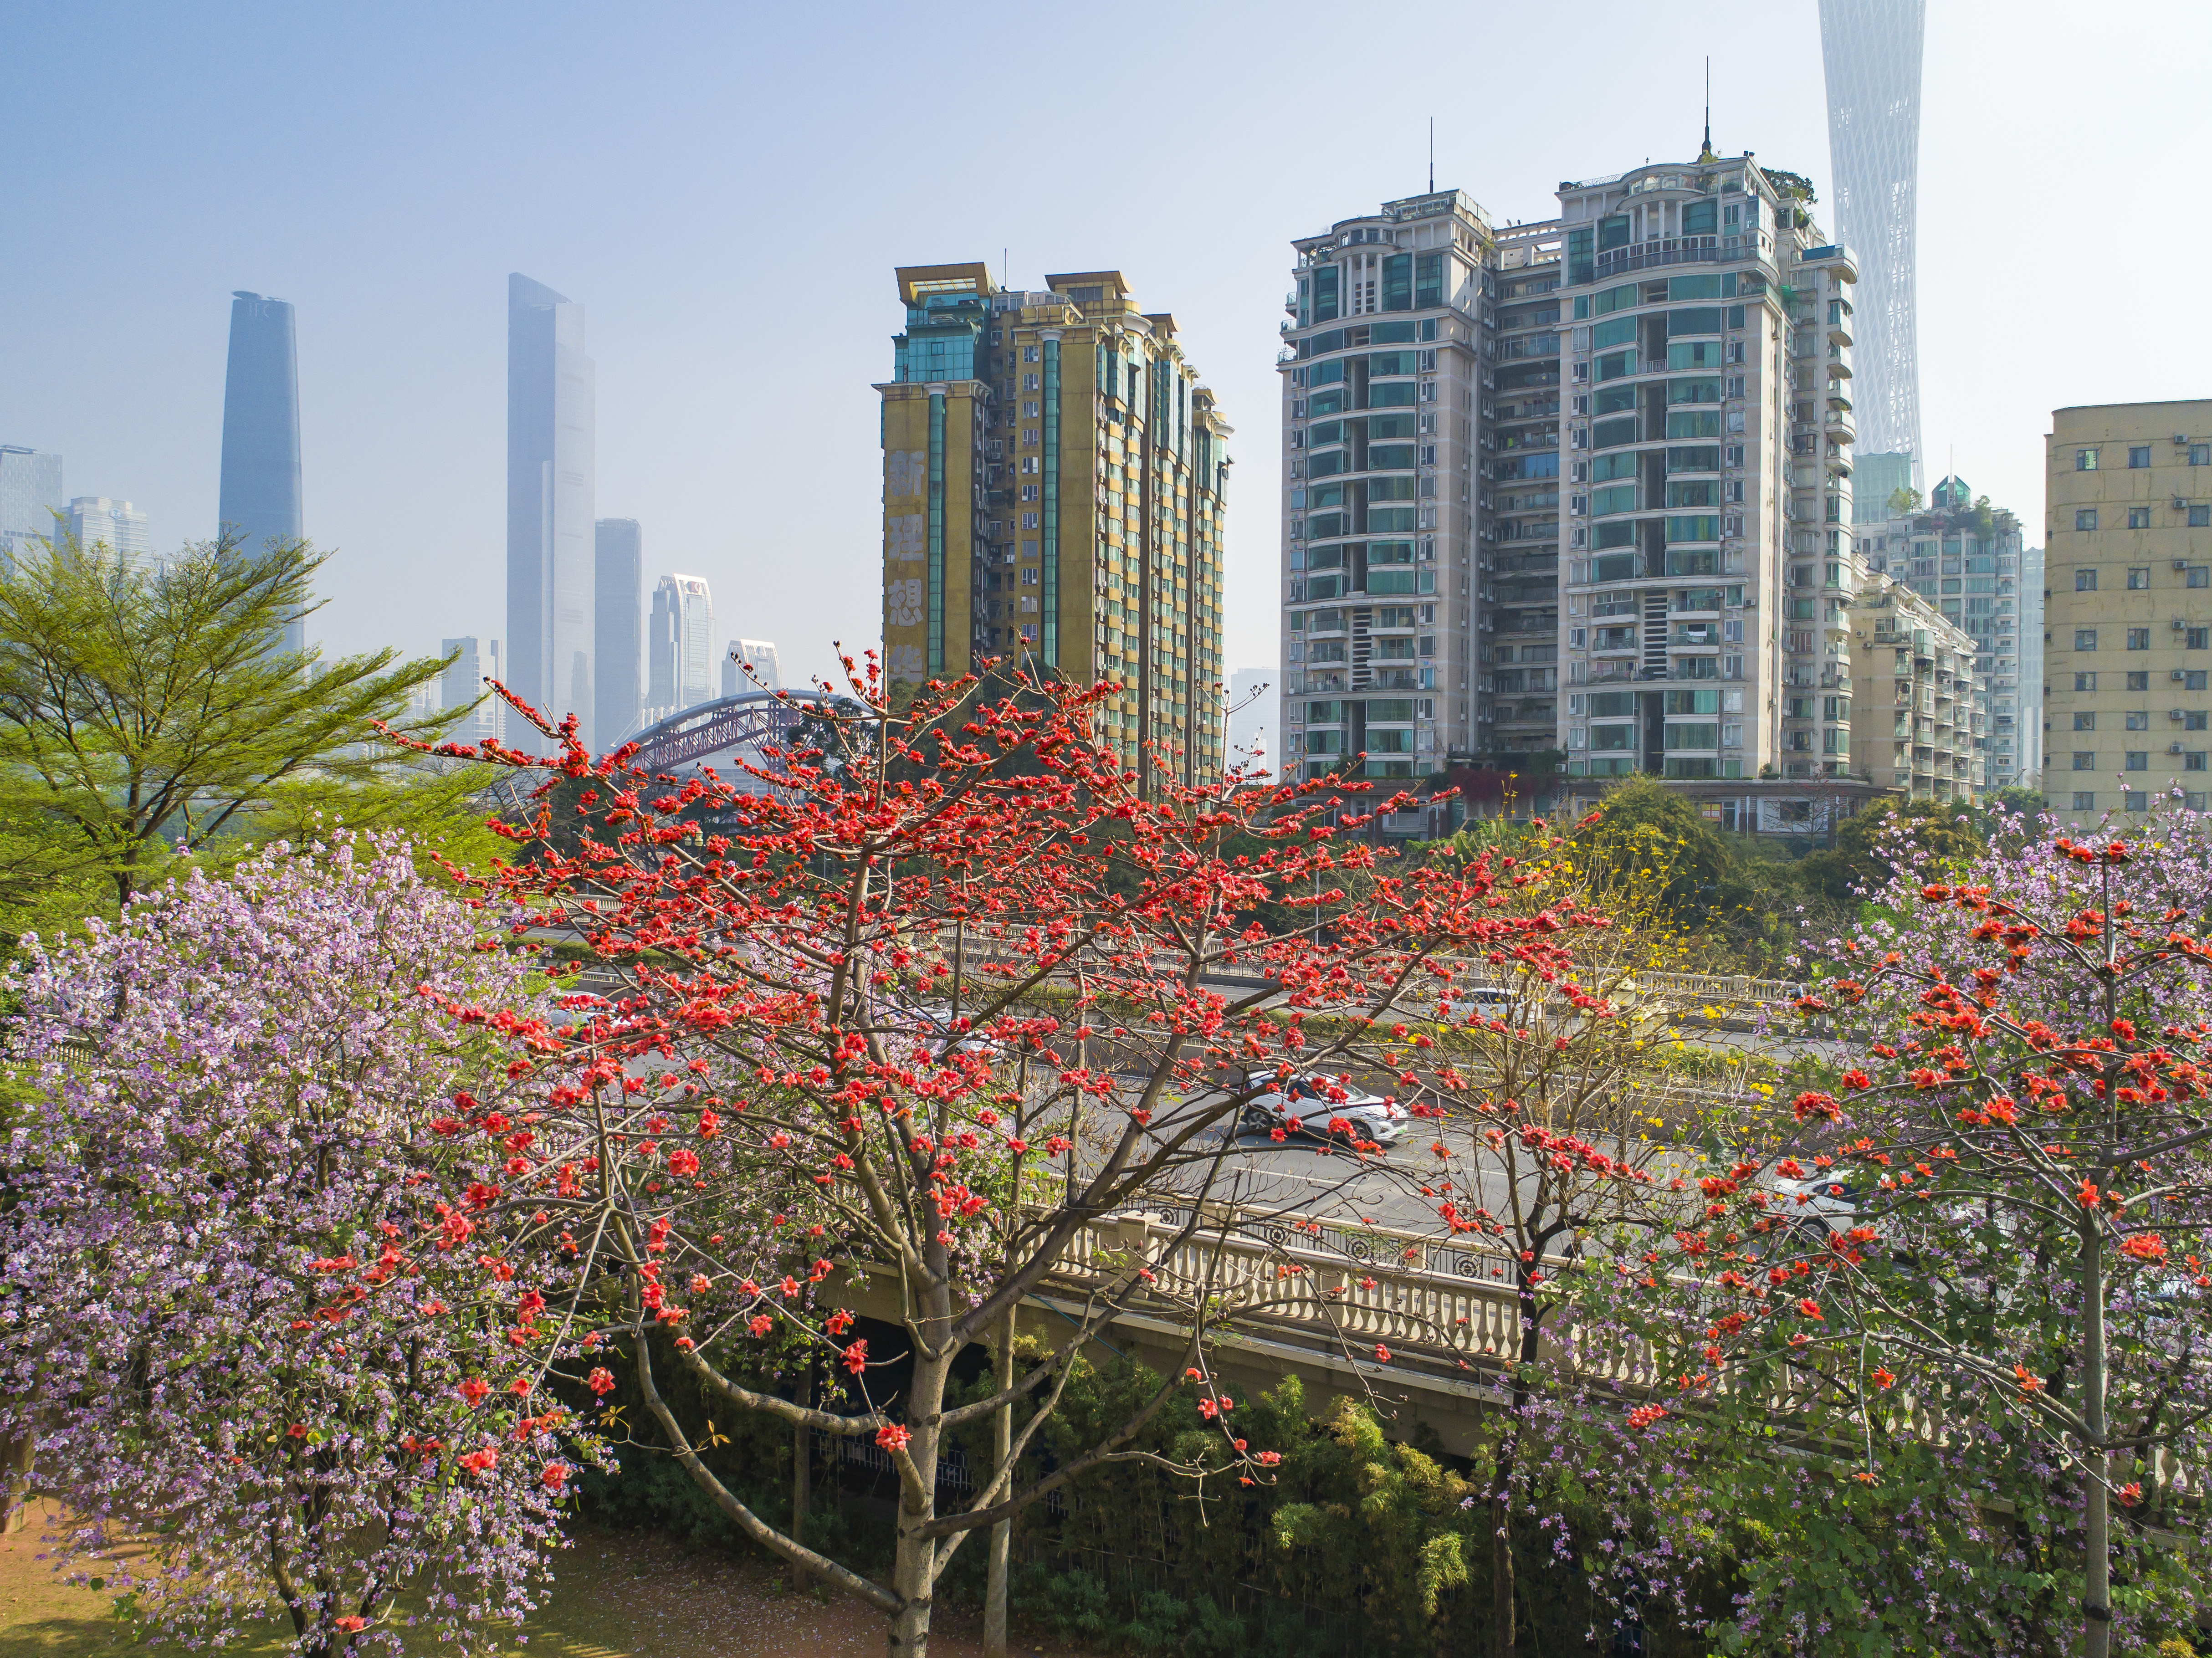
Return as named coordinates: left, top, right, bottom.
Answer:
left=0, top=1509, right=1045, bottom=1658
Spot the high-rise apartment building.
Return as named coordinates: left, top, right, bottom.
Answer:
left=61, top=497, right=150, bottom=563
left=1277, top=192, right=1491, bottom=781
left=2043, top=401, right=2212, bottom=819
left=1551, top=154, right=1859, bottom=783
left=218, top=292, right=305, bottom=651
left=594, top=518, right=643, bottom=745
left=1846, top=574, right=1978, bottom=798
left=648, top=573, right=713, bottom=715
left=723, top=639, right=781, bottom=697
left=507, top=273, right=596, bottom=748
left=1224, top=666, right=1275, bottom=777
left=1279, top=161, right=1858, bottom=794
left=1855, top=474, right=2026, bottom=789
left=1821, top=0, right=1925, bottom=514
left=0, top=446, right=63, bottom=564
left=879, top=264, right=1229, bottom=787
left=2020, top=542, right=2046, bottom=785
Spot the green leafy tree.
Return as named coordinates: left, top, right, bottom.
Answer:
left=0, top=533, right=456, bottom=922
left=1796, top=796, right=1985, bottom=906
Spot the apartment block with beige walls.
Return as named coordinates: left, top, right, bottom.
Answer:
left=879, top=264, right=1229, bottom=790
left=1847, top=573, right=1979, bottom=798
left=2044, top=400, right=2212, bottom=820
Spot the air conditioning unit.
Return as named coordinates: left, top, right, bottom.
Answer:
left=2172, top=709, right=2188, bottom=720
left=2171, top=743, right=2186, bottom=755
left=2177, top=434, right=2192, bottom=445
left=2176, top=498, right=2189, bottom=512
left=2175, top=619, right=2190, bottom=631
left=2176, top=560, right=2191, bottom=571
left=2174, top=670, right=2189, bottom=682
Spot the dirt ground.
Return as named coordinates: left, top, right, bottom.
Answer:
left=0, top=1508, right=1061, bottom=1658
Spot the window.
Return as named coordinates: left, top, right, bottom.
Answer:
left=2074, top=791, right=2097, bottom=811
left=2126, top=752, right=2149, bottom=771
left=2192, top=752, right=2210, bottom=773
left=2129, top=445, right=2152, bottom=469
left=2129, top=507, right=2153, bottom=529
left=2074, top=752, right=2097, bottom=770
left=1023, top=346, right=1039, bottom=363
left=2074, top=712, right=2097, bottom=731
left=2129, top=628, right=2151, bottom=650
left=2190, top=711, right=2209, bottom=731
left=2192, top=671, right=2211, bottom=691
left=2194, top=445, right=2211, bottom=466
left=2077, top=509, right=2099, bottom=531
left=2129, top=671, right=2151, bottom=690
left=2077, top=568, right=2098, bottom=591
left=2075, top=629, right=2099, bottom=650
left=2078, top=448, right=2099, bottom=471
left=2126, top=711, right=2148, bottom=730
left=2193, top=508, right=2212, bottom=529
left=2076, top=671, right=2098, bottom=690
left=2194, top=628, right=2212, bottom=650
left=2129, top=567, right=2151, bottom=589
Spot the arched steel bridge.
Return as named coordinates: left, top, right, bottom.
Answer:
left=623, top=691, right=867, bottom=778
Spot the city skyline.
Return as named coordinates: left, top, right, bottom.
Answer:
left=3, top=2, right=2205, bottom=704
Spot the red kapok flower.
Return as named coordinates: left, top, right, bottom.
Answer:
left=586, top=1366, right=617, bottom=1395
left=541, top=1463, right=570, bottom=1490
left=842, top=1339, right=869, bottom=1376
left=1373, top=1344, right=1391, bottom=1364
left=876, top=1423, right=911, bottom=1453
left=458, top=1378, right=490, bottom=1407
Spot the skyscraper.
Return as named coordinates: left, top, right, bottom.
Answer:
left=507, top=274, right=597, bottom=749
left=879, top=265, right=1229, bottom=788
left=1821, top=0, right=1924, bottom=513
left=1224, top=666, right=1275, bottom=778
left=218, top=292, right=305, bottom=650
left=723, top=639, right=781, bottom=697
left=0, top=445, right=63, bottom=564
left=62, top=497, right=150, bottom=563
left=440, top=636, right=497, bottom=741
left=594, top=518, right=643, bottom=745
left=648, top=574, right=714, bottom=715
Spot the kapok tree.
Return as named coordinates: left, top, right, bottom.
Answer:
left=1388, top=818, right=1750, bottom=1658
left=419, top=657, right=1585, bottom=1658
left=0, top=836, right=592, bottom=1658
left=1623, top=827, right=2212, bottom=1655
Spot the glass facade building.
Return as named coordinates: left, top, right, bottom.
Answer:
left=219, top=292, right=305, bottom=651
left=0, top=445, right=63, bottom=564
left=594, top=518, right=643, bottom=744
left=507, top=273, right=597, bottom=749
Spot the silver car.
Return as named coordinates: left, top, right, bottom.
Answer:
left=1241, top=1070, right=1409, bottom=1148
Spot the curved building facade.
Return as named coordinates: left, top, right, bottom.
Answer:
left=219, top=291, right=304, bottom=649
left=1820, top=0, right=1924, bottom=499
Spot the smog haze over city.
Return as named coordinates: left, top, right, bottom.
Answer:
left=5, top=0, right=2208, bottom=690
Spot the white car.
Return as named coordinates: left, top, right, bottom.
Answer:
left=1773, top=1172, right=1864, bottom=1233
left=1240, top=1070, right=1409, bottom=1148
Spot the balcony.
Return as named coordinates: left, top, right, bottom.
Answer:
left=1593, top=234, right=1777, bottom=283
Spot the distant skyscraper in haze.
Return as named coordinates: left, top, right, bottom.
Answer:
left=0, top=446, right=64, bottom=563
left=648, top=574, right=714, bottom=714
left=62, top=497, right=149, bottom=563
left=722, top=639, right=781, bottom=697
left=1821, top=0, right=1924, bottom=515
left=219, top=292, right=306, bottom=649
left=594, top=518, right=643, bottom=743
left=507, top=274, right=596, bottom=747
left=440, top=636, right=502, bottom=742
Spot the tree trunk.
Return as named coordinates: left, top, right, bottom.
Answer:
left=983, top=1308, right=1015, bottom=1657
left=887, top=1346, right=950, bottom=1658
left=792, top=1358, right=814, bottom=1593
left=2080, top=1221, right=2110, bottom=1658
left=0, top=1424, right=31, bottom=1533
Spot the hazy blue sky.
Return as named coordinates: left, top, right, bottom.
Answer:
left=6, top=0, right=2209, bottom=697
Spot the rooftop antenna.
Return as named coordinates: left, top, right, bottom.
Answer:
left=1428, top=117, right=1434, bottom=193
left=1699, top=57, right=1717, bottom=162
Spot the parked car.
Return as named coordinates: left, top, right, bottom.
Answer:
left=1241, top=1070, right=1408, bottom=1148
left=1772, top=1172, right=1864, bottom=1234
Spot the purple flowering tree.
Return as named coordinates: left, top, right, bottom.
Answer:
left=1574, top=819, right=2212, bottom=1652
left=0, top=835, right=594, bottom=1657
